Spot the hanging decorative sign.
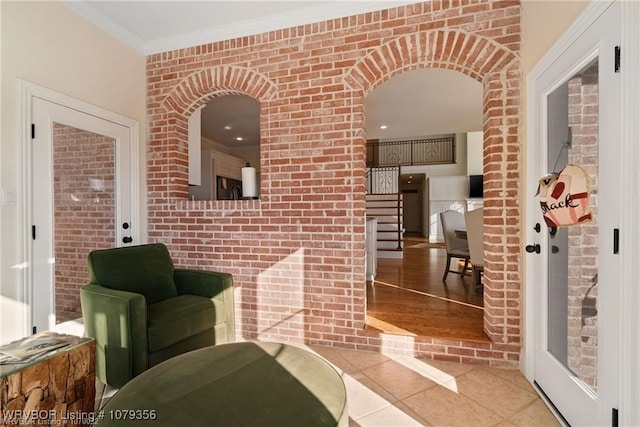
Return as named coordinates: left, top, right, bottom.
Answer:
left=538, top=163, right=592, bottom=228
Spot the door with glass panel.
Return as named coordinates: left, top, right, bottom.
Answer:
left=31, top=97, right=133, bottom=333
left=528, top=2, right=620, bottom=425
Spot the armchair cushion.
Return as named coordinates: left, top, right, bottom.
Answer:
left=147, top=295, right=216, bottom=352
left=88, top=243, right=177, bottom=305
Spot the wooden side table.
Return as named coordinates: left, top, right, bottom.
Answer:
left=0, top=333, right=95, bottom=426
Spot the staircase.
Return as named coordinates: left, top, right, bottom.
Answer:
left=366, top=193, right=404, bottom=259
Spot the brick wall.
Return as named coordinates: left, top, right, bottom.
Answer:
left=146, top=0, right=522, bottom=367
left=567, top=62, right=599, bottom=389
left=53, top=124, right=115, bottom=323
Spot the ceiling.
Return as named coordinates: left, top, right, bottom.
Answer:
left=62, top=1, right=483, bottom=150
left=62, top=1, right=420, bottom=55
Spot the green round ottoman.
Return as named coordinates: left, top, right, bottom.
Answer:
left=96, top=342, right=348, bottom=426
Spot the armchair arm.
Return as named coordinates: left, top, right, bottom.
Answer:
left=80, top=284, right=147, bottom=388
left=174, top=269, right=234, bottom=342
left=174, top=270, right=232, bottom=297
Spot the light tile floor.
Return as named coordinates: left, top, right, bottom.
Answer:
left=93, top=342, right=561, bottom=427
left=56, top=319, right=560, bottom=426
left=309, top=345, right=561, bottom=427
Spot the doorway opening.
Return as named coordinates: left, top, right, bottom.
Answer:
left=400, top=173, right=425, bottom=237
left=22, top=82, right=140, bottom=336
left=526, top=2, right=623, bottom=423
left=364, top=68, right=485, bottom=341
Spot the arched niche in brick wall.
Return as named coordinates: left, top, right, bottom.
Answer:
left=188, top=94, right=261, bottom=201
left=344, top=29, right=521, bottom=344
left=157, top=66, right=277, bottom=200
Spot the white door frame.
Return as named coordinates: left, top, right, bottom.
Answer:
left=524, top=1, right=640, bottom=425
left=19, top=80, right=141, bottom=336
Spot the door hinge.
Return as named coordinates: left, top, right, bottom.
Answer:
left=612, top=408, right=618, bottom=427
left=31, top=225, right=36, bottom=240
left=31, top=124, right=35, bottom=139
left=613, top=228, right=619, bottom=254
left=32, top=326, right=37, bottom=335
left=614, top=46, right=621, bottom=73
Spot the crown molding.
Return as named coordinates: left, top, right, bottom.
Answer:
left=64, top=1, right=420, bottom=56
left=62, top=1, right=148, bottom=53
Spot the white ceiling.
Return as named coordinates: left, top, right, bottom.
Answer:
left=63, top=1, right=420, bottom=55
left=365, top=68, right=482, bottom=141
left=62, top=1, right=483, bottom=149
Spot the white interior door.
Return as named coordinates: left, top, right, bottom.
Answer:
left=527, top=2, right=621, bottom=425
left=30, top=97, right=134, bottom=333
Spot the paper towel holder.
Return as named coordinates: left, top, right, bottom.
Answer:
left=241, top=162, right=259, bottom=200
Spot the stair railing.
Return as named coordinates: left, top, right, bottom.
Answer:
left=366, top=165, right=403, bottom=251
left=396, top=166, right=402, bottom=249
left=396, top=191, right=402, bottom=249
left=365, top=165, right=400, bottom=194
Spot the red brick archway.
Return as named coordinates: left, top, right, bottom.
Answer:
left=344, top=30, right=521, bottom=344
left=344, top=30, right=516, bottom=89
left=161, top=66, right=278, bottom=116
left=149, top=67, right=277, bottom=199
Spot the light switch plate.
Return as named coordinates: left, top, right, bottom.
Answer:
left=1, top=189, right=16, bottom=206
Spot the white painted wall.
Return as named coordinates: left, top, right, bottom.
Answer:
left=466, top=131, right=483, bottom=175
left=0, top=1, right=146, bottom=343
left=188, top=108, right=203, bottom=186
left=522, top=1, right=591, bottom=75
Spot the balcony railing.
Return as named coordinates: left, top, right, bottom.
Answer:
left=366, top=136, right=455, bottom=167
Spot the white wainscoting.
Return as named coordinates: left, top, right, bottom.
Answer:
left=428, top=176, right=483, bottom=241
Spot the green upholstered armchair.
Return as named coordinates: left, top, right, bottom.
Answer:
left=80, top=243, right=234, bottom=388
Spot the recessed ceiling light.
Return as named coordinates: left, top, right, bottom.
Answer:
left=379, top=125, right=388, bottom=130
left=224, top=125, right=232, bottom=130
left=235, top=137, right=243, bottom=141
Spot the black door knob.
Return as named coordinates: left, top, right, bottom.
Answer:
left=122, top=236, right=133, bottom=244
left=534, top=223, right=541, bottom=233
left=525, top=244, right=541, bottom=254
left=551, top=245, right=560, bottom=254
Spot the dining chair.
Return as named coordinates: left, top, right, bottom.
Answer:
left=439, top=210, right=470, bottom=281
left=464, top=208, right=484, bottom=289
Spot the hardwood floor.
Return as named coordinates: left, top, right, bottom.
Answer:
left=366, top=236, right=489, bottom=342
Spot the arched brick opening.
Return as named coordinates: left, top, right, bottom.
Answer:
left=161, top=66, right=278, bottom=115
left=152, top=66, right=277, bottom=199
left=345, top=30, right=521, bottom=344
